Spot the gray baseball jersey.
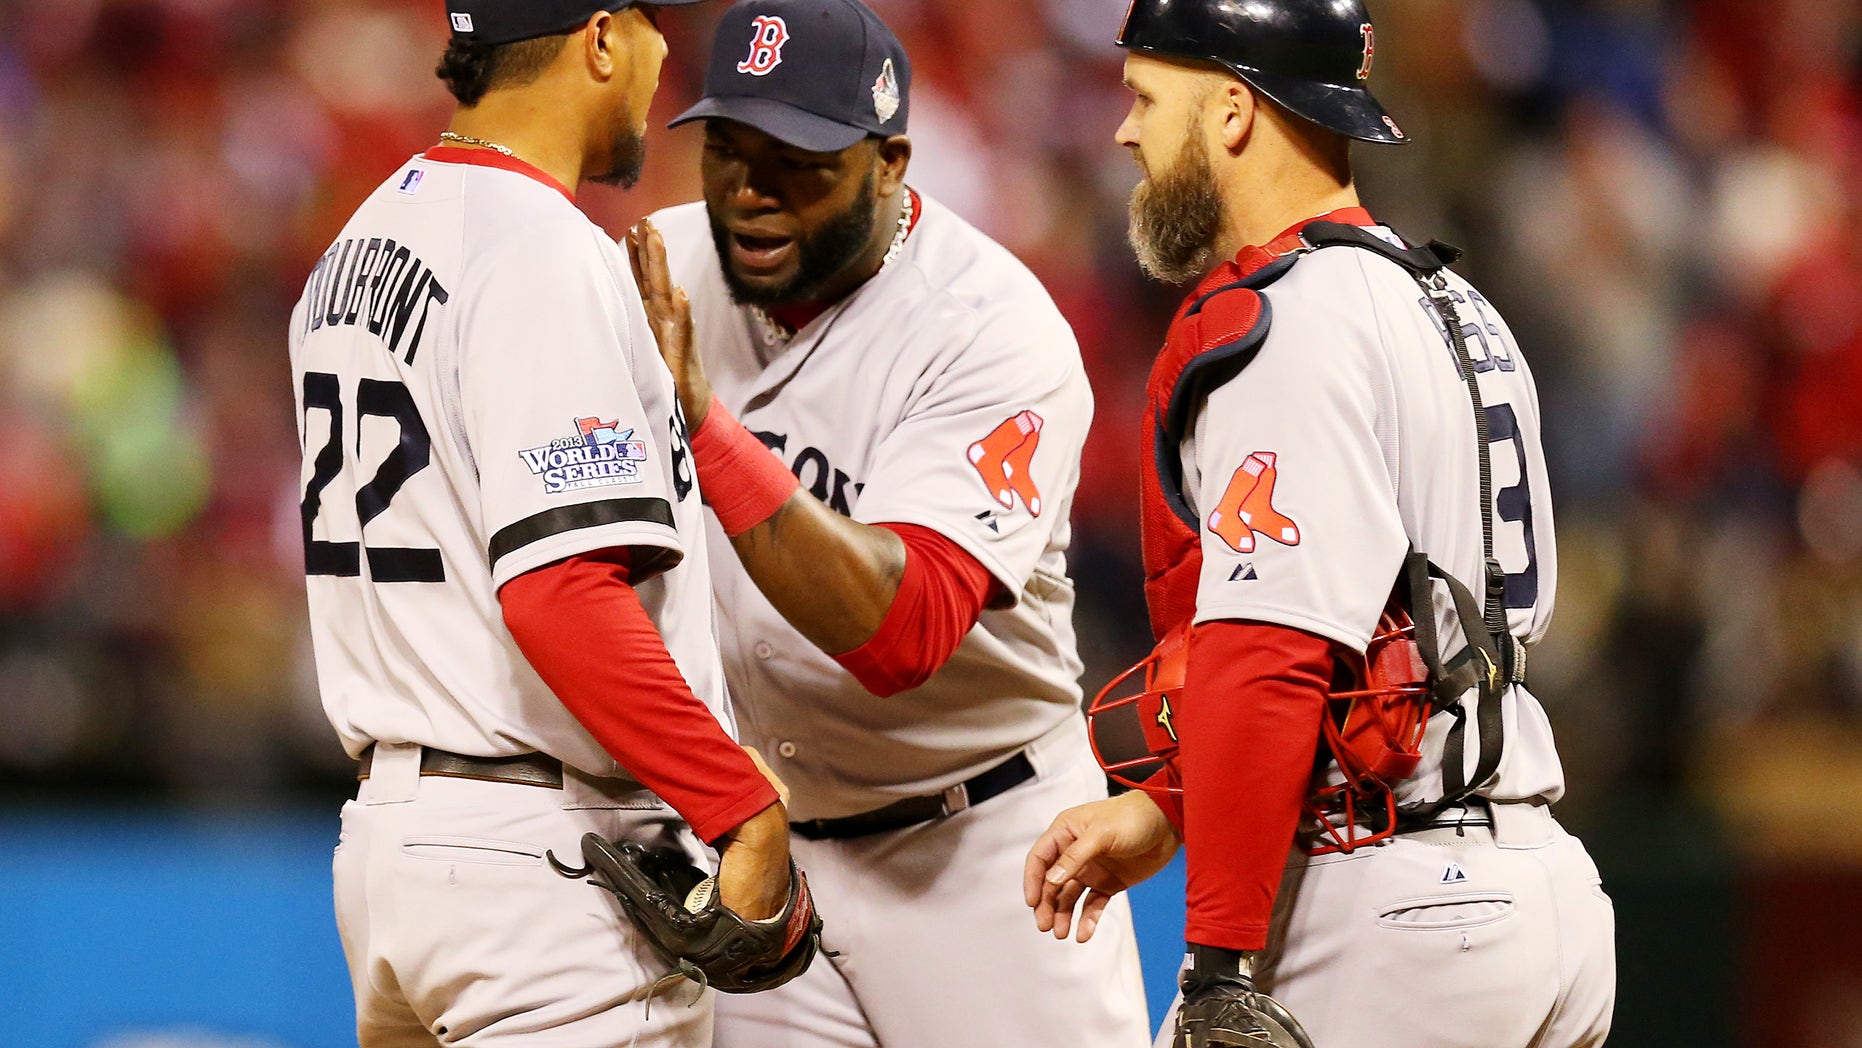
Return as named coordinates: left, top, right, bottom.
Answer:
left=648, top=193, right=1092, bottom=819
left=1178, top=231, right=1566, bottom=807
left=290, top=150, right=735, bottom=779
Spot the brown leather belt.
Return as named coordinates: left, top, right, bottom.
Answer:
left=356, top=744, right=564, bottom=789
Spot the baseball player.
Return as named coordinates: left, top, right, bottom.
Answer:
left=289, top=3, right=809, bottom=1044
left=1025, top=3, right=1617, bottom=1047
left=616, top=1, right=1151, bottom=1044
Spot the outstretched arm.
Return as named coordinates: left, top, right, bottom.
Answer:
left=628, top=220, right=996, bottom=687
left=690, top=423, right=912, bottom=656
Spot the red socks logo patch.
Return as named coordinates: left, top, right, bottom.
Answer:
left=1207, top=451, right=1300, bottom=554
left=967, top=410, right=1044, bottom=517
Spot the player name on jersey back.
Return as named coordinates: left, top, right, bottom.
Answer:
left=300, top=236, right=450, bottom=365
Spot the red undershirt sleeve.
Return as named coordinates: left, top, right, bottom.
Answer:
left=829, top=522, right=1000, bottom=697
left=1142, top=763, right=1185, bottom=836
left=499, top=548, right=779, bottom=845
left=1181, top=619, right=1335, bottom=951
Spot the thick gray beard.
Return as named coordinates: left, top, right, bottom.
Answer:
left=1126, top=134, right=1224, bottom=285
left=588, top=128, right=647, bottom=189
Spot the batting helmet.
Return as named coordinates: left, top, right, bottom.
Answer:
left=1115, top=0, right=1408, bottom=145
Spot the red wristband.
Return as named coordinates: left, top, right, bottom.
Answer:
left=690, top=397, right=800, bottom=537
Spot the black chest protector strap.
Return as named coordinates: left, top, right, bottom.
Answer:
left=1301, top=221, right=1526, bottom=812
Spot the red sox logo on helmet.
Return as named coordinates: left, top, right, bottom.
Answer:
left=1357, top=23, right=1375, bottom=81
left=737, top=15, right=790, bottom=76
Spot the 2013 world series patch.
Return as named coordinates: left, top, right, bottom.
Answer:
left=520, top=417, right=649, bottom=495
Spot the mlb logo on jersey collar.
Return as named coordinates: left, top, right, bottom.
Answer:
left=398, top=169, right=425, bottom=195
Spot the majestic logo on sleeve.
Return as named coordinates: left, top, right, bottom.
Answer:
left=519, top=417, right=648, bottom=495
left=1207, top=451, right=1300, bottom=554
left=737, top=15, right=790, bottom=76
left=968, top=410, right=1044, bottom=517
left=872, top=58, right=901, bottom=122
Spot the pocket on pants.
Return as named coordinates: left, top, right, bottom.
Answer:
left=1376, top=892, right=1516, bottom=931
left=400, top=835, right=546, bottom=866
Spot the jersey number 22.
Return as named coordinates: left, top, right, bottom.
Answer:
left=300, top=371, right=445, bottom=583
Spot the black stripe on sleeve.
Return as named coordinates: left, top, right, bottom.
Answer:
left=489, top=497, right=676, bottom=566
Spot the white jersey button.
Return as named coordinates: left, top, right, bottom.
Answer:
left=776, top=740, right=798, bottom=758
left=754, top=641, right=775, bottom=660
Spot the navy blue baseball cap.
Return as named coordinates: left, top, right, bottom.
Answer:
left=444, top=0, right=708, bottom=47
left=669, top=0, right=911, bottom=153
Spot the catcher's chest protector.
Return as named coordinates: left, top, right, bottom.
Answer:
left=1140, top=253, right=1287, bottom=640
left=1135, top=220, right=1526, bottom=836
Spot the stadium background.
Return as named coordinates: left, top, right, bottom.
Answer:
left=3, top=0, right=1861, bottom=1044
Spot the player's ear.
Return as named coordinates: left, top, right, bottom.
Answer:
left=874, top=135, right=911, bottom=193
left=1216, top=78, right=1255, bottom=154
left=583, top=9, right=618, bottom=79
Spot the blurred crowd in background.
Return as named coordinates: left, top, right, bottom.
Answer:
left=2, top=0, right=1861, bottom=875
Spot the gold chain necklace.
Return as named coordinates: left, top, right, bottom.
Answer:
left=438, top=131, right=520, bottom=159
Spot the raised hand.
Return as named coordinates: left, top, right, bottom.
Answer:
left=626, top=219, right=712, bottom=429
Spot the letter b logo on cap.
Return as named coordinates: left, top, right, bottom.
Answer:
left=736, top=15, right=789, bottom=76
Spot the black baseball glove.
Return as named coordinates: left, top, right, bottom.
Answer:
left=1175, top=945, right=1315, bottom=1048
left=551, top=832, right=825, bottom=994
